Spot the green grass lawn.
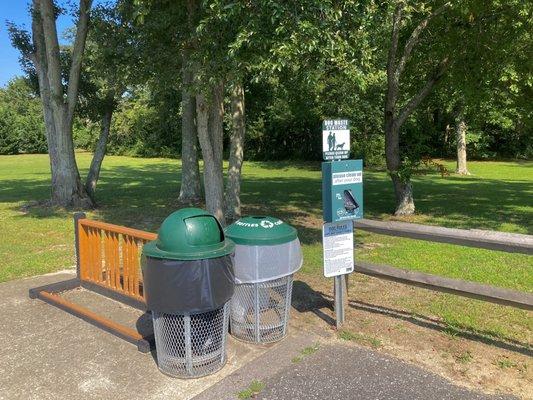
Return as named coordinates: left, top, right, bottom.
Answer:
left=1, top=153, right=531, bottom=342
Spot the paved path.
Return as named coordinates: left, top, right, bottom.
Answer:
left=255, top=344, right=516, bottom=400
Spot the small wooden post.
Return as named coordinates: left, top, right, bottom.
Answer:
left=73, top=212, right=86, bottom=280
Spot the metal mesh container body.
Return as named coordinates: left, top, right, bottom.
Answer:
left=152, top=302, right=230, bottom=378
left=230, top=275, right=293, bottom=343
left=226, top=216, right=303, bottom=344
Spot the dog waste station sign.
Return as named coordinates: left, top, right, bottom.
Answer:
left=322, top=119, right=350, bottom=160
left=321, top=118, right=363, bottom=328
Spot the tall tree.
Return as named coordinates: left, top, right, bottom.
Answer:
left=225, top=81, right=246, bottom=221
left=200, top=0, right=376, bottom=220
left=453, top=104, right=469, bottom=175
left=133, top=0, right=201, bottom=203
left=195, top=82, right=226, bottom=224
left=384, top=2, right=450, bottom=215
left=178, top=0, right=202, bottom=203
left=188, top=1, right=246, bottom=224
left=383, top=0, right=531, bottom=212
left=36, top=0, right=93, bottom=207
left=80, top=2, right=134, bottom=199
left=9, top=0, right=93, bottom=207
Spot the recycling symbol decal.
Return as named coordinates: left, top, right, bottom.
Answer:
left=260, top=220, right=274, bottom=229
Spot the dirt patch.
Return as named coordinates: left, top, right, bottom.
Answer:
left=292, top=272, right=532, bottom=399
left=19, top=200, right=53, bottom=213
left=357, top=241, right=387, bottom=251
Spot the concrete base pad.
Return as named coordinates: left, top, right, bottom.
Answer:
left=0, top=272, right=291, bottom=400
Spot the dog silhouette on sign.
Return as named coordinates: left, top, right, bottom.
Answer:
left=336, top=142, right=345, bottom=150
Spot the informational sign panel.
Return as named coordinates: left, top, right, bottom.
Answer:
left=322, top=119, right=350, bottom=161
left=322, top=221, right=354, bottom=277
left=322, top=159, right=364, bottom=223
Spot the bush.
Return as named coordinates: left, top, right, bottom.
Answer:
left=107, top=89, right=181, bottom=158
left=0, top=107, right=19, bottom=154
left=0, top=77, right=47, bottom=155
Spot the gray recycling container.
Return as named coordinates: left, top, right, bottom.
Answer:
left=225, top=216, right=302, bottom=343
left=142, top=208, right=235, bottom=378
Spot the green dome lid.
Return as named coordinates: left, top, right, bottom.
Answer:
left=225, top=216, right=298, bottom=246
left=143, top=208, right=235, bottom=260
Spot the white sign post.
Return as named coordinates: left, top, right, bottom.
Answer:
left=323, top=221, right=354, bottom=328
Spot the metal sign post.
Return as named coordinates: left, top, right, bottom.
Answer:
left=323, top=221, right=353, bottom=328
left=321, top=119, right=363, bottom=329
left=334, top=276, right=345, bottom=328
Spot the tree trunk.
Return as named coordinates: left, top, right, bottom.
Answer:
left=383, top=4, right=450, bottom=217
left=455, top=111, right=470, bottom=175
left=391, top=175, right=415, bottom=215
left=225, top=81, right=245, bottom=222
left=48, top=116, right=92, bottom=208
left=196, top=83, right=226, bottom=226
left=384, top=118, right=415, bottom=216
left=179, top=0, right=201, bottom=203
left=179, top=63, right=202, bottom=202
left=32, top=0, right=93, bottom=208
left=85, top=105, right=113, bottom=200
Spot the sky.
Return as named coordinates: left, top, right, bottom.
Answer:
left=0, top=1, right=77, bottom=87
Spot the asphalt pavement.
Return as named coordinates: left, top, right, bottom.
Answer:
left=255, top=344, right=516, bottom=400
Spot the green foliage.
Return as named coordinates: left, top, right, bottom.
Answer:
left=338, top=330, right=382, bottom=348
left=5, top=0, right=531, bottom=163
left=0, top=78, right=46, bottom=155
left=107, top=88, right=181, bottom=158
left=237, top=380, right=265, bottom=399
left=455, top=351, right=473, bottom=364
left=0, top=107, right=20, bottom=155
left=292, top=343, right=320, bottom=363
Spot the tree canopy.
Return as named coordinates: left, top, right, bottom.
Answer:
left=3, top=0, right=531, bottom=214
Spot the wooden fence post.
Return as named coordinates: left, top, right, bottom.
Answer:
left=73, top=212, right=86, bottom=280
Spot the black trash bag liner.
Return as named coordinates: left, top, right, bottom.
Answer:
left=142, top=255, right=234, bottom=314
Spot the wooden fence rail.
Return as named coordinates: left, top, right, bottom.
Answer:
left=351, top=219, right=533, bottom=311
left=354, top=219, right=533, bottom=255
left=77, top=217, right=156, bottom=304
left=354, top=261, right=533, bottom=311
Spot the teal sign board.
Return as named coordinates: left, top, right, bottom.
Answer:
left=322, top=159, right=363, bottom=223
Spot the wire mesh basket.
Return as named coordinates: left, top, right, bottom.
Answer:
left=230, top=275, right=293, bottom=343
left=152, top=302, right=230, bottom=378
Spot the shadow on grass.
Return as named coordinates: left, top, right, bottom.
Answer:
left=301, top=285, right=532, bottom=356
left=249, top=160, right=322, bottom=172
left=347, top=299, right=533, bottom=357
left=1, top=161, right=532, bottom=234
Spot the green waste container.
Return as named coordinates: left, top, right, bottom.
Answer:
left=142, top=208, right=235, bottom=378
left=225, top=216, right=302, bottom=343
